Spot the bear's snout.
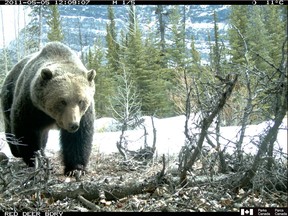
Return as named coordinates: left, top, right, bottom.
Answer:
left=61, top=105, right=82, bottom=133
left=68, top=122, right=80, bottom=133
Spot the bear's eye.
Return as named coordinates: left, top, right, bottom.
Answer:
left=79, top=100, right=86, bottom=109
left=60, top=100, right=67, bottom=106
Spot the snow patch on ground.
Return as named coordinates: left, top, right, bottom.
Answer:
left=0, top=116, right=287, bottom=161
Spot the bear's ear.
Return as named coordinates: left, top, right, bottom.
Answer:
left=87, top=69, right=96, bottom=82
left=41, top=68, right=53, bottom=80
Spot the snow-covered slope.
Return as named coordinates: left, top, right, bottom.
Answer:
left=1, top=115, right=286, bottom=162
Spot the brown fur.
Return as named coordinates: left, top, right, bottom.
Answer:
left=31, top=64, right=95, bottom=132
left=1, top=42, right=96, bottom=175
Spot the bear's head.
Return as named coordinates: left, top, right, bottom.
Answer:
left=31, top=63, right=96, bottom=133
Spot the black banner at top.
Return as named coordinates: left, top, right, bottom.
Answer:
left=1, top=0, right=287, bottom=5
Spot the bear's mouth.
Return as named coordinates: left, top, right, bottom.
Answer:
left=66, top=127, right=79, bottom=133
left=57, top=122, right=79, bottom=133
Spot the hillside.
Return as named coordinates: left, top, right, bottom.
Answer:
left=4, top=5, right=230, bottom=64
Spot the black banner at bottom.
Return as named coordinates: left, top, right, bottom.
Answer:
left=2, top=213, right=63, bottom=216
left=0, top=208, right=287, bottom=215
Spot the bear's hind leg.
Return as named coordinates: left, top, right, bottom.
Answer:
left=60, top=105, right=94, bottom=176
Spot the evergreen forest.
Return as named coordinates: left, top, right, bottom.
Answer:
left=0, top=4, right=287, bottom=212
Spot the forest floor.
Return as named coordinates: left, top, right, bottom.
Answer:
left=0, top=145, right=287, bottom=212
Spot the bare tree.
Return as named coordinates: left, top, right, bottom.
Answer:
left=155, top=5, right=166, bottom=53
left=231, top=27, right=287, bottom=183
left=0, top=7, right=8, bottom=75
left=13, top=7, right=21, bottom=62
left=77, top=17, right=84, bottom=62
left=177, top=65, right=238, bottom=186
left=232, top=25, right=254, bottom=170
left=235, top=38, right=287, bottom=189
left=110, top=64, right=157, bottom=161
left=110, top=65, right=141, bottom=160
left=23, top=7, right=27, bottom=56
left=38, top=6, right=43, bottom=50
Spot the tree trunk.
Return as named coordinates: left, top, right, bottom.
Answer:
left=38, top=6, right=43, bottom=50
left=0, top=7, right=8, bottom=74
left=179, top=74, right=238, bottom=186
left=156, top=5, right=165, bottom=53
left=236, top=81, right=287, bottom=189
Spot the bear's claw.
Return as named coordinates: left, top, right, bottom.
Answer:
left=65, top=169, right=87, bottom=177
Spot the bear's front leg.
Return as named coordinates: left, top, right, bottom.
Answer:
left=60, top=105, right=94, bottom=176
left=11, top=106, right=53, bottom=167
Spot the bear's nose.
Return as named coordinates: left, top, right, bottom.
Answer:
left=69, top=122, right=79, bottom=132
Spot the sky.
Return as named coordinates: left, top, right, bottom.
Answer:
left=0, top=5, right=29, bottom=48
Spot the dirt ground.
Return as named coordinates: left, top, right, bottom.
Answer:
left=0, top=146, right=287, bottom=212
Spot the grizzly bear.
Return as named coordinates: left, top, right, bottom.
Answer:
left=1, top=42, right=96, bottom=176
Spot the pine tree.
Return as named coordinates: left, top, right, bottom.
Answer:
left=124, top=6, right=146, bottom=112
left=190, top=35, right=201, bottom=66
left=106, top=6, right=119, bottom=74
left=87, top=38, right=114, bottom=117
left=246, top=6, right=272, bottom=71
left=47, top=5, right=64, bottom=42
left=249, top=6, right=287, bottom=122
left=167, top=6, right=186, bottom=68
left=141, top=36, right=175, bottom=117
left=25, top=5, right=49, bottom=53
left=263, top=6, right=287, bottom=67
left=155, top=5, right=167, bottom=53
left=213, top=11, right=221, bottom=76
left=228, top=5, right=249, bottom=65
left=228, top=6, right=281, bottom=71
left=227, top=5, right=287, bottom=125
left=118, top=5, right=174, bottom=117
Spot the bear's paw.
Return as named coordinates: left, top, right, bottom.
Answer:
left=64, top=164, right=87, bottom=177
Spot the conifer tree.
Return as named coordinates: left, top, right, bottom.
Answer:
left=47, top=5, right=64, bottom=42
left=263, top=6, right=287, bottom=67
left=122, top=5, right=174, bottom=117
left=106, top=6, right=119, bottom=74
left=167, top=6, right=186, bottom=68
left=228, top=5, right=249, bottom=65
left=213, top=11, right=221, bottom=76
left=246, top=6, right=272, bottom=71
left=124, top=6, right=147, bottom=112
left=190, top=35, right=201, bottom=66
left=227, top=5, right=287, bottom=125
left=25, top=5, right=49, bottom=53
left=155, top=5, right=167, bottom=53
left=142, top=37, right=175, bottom=117
left=87, top=38, right=114, bottom=117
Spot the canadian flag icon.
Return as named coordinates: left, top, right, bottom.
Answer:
left=241, top=208, right=254, bottom=215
